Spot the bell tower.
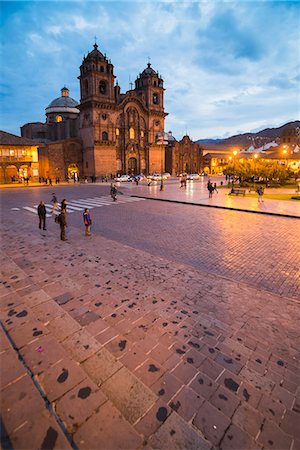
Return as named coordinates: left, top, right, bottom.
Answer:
left=135, top=62, right=165, bottom=112
left=78, top=43, right=115, bottom=105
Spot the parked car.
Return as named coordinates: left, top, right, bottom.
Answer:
left=187, top=173, right=201, bottom=180
left=163, top=172, right=171, bottom=179
left=114, top=175, right=131, bottom=182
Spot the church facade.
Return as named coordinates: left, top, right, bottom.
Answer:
left=22, top=43, right=169, bottom=180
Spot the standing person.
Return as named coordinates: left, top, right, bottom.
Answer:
left=56, top=211, right=67, bottom=241
left=51, top=193, right=59, bottom=215
left=37, top=201, right=47, bottom=230
left=110, top=183, right=117, bottom=201
left=208, top=181, right=214, bottom=198
left=83, top=208, right=92, bottom=236
left=214, top=182, right=218, bottom=193
left=61, top=198, right=67, bottom=212
left=256, top=186, right=264, bottom=203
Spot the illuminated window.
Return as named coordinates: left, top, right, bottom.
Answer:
left=56, top=115, right=63, bottom=123
left=129, top=127, right=135, bottom=139
left=141, top=130, right=144, bottom=137
left=10, top=150, right=15, bottom=156
left=116, top=128, right=120, bottom=136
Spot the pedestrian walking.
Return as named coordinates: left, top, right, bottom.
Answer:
left=51, top=193, right=59, bottom=215
left=214, top=182, right=218, bottom=193
left=256, top=187, right=264, bottom=203
left=37, top=201, right=47, bottom=230
left=208, top=181, right=214, bottom=198
left=83, top=208, right=92, bottom=236
left=110, top=183, right=117, bottom=201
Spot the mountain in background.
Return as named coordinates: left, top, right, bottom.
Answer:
left=197, top=121, right=300, bottom=149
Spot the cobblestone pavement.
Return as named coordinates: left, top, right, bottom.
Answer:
left=1, top=186, right=300, bottom=450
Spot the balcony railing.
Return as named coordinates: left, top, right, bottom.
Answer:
left=0, top=155, right=33, bottom=163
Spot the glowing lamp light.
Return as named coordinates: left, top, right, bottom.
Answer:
left=254, top=153, right=258, bottom=159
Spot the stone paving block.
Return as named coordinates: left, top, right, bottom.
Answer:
left=19, top=335, right=68, bottom=375
left=183, top=348, right=206, bottom=369
left=0, top=292, right=23, bottom=312
left=8, top=410, right=73, bottom=450
left=162, top=352, right=182, bottom=371
left=0, top=326, right=12, bottom=353
left=8, top=318, right=49, bottom=350
left=134, top=399, right=172, bottom=438
left=237, top=380, right=263, bottom=408
left=232, top=402, right=265, bottom=438
left=170, top=359, right=198, bottom=385
left=73, top=400, right=142, bottom=450
left=1, top=303, right=34, bottom=331
left=32, top=300, right=63, bottom=324
left=214, top=352, right=243, bottom=375
left=105, top=334, right=132, bottom=358
left=257, top=393, right=286, bottom=424
left=199, top=356, right=225, bottom=380
left=169, top=386, right=205, bottom=421
left=220, top=423, right=262, bottom=450
left=217, top=369, right=243, bottom=394
left=149, top=411, right=211, bottom=450
left=151, top=372, right=183, bottom=403
left=101, top=366, right=157, bottom=424
left=81, top=347, right=122, bottom=385
left=55, top=379, right=108, bottom=433
left=0, top=349, right=26, bottom=390
left=84, top=317, right=109, bottom=336
left=0, top=374, right=45, bottom=434
left=280, top=409, right=300, bottom=440
left=258, top=418, right=293, bottom=450
left=189, top=371, right=218, bottom=400
left=240, top=366, right=276, bottom=395
left=21, top=289, right=52, bottom=308
left=94, top=325, right=119, bottom=345
left=119, top=344, right=149, bottom=371
left=37, top=358, right=87, bottom=402
left=148, top=342, right=174, bottom=364
left=193, top=400, right=231, bottom=446
left=46, top=313, right=81, bottom=341
left=60, top=329, right=102, bottom=363
left=210, top=385, right=241, bottom=418
left=134, top=358, right=166, bottom=387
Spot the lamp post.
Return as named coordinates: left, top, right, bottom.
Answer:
left=232, top=150, right=237, bottom=187
left=228, top=156, right=232, bottom=187
left=156, top=133, right=168, bottom=191
left=253, top=153, right=258, bottom=189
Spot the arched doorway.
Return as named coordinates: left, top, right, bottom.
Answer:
left=19, top=165, right=31, bottom=180
left=128, top=157, right=137, bottom=175
left=68, top=164, right=79, bottom=181
left=6, top=165, right=19, bottom=182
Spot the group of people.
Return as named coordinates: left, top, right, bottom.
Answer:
left=207, top=180, right=218, bottom=198
left=37, top=193, right=92, bottom=240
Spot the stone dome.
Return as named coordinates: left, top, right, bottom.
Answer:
left=85, top=43, right=105, bottom=61
left=141, top=63, right=157, bottom=77
left=45, top=87, right=79, bottom=115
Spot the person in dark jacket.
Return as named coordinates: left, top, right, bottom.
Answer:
left=61, top=199, right=67, bottom=211
left=57, top=211, right=67, bottom=241
left=37, top=201, right=46, bottom=230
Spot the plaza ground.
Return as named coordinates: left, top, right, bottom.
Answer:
left=0, top=180, right=299, bottom=450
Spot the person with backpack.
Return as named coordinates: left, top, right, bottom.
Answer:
left=37, top=201, right=46, bottom=231
left=83, top=208, right=92, bottom=236
left=55, top=211, right=67, bottom=241
left=110, top=183, right=118, bottom=201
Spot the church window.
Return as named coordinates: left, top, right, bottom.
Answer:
left=56, top=115, right=63, bottom=123
left=84, top=80, right=88, bottom=95
left=153, top=93, right=159, bottom=104
left=129, top=127, right=135, bottom=140
left=99, top=81, right=107, bottom=94
left=154, top=81, right=157, bottom=86
left=86, top=161, right=88, bottom=168
left=116, top=128, right=120, bottom=136
left=102, top=114, right=107, bottom=120
left=100, top=66, right=104, bottom=72
left=102, top=131, right=108, bottom=140
left=140, top=130, right=144, bottom=137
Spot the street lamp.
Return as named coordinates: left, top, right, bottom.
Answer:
left=156, top=133, right=168, bottom=191
left=253, top=153, right=258, bottom=189
left=232, top=150, right=238, bottom=187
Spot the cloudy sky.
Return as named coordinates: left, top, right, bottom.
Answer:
left=1, top=0, right=299, bottom=140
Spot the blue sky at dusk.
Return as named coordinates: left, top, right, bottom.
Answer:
left=0, top=0, right=299, bottom=139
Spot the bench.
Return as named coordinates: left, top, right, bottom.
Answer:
left=229, top=188, right=246, bottom=196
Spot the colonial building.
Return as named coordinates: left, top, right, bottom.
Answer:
left=21, top=43, right=168, bottom=179
left=0, top=131, right=39, bottom=183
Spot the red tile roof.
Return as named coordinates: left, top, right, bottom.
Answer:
left=0, top=130, right=37, bottom=146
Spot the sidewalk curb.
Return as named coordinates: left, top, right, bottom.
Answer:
left=130, top=195, right=300, bottom=219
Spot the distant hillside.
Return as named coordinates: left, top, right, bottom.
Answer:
left=197, top=121, right=300, bottom=149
